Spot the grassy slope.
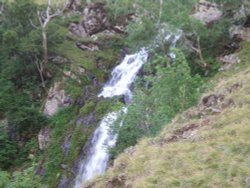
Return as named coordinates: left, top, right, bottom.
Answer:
left=85, top=42, right=250, bottom=188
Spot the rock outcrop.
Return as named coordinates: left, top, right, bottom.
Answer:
left=191, top=0, right=222, bottom=25
left=69, top=2, right=110, bottom=37
left=38, top=127, right=51, bottom=150
left=219, top=54, right=241, bottom=71
left=44, top=82, right=71, bottom=116
left=69, top=2, right=127, bottom=39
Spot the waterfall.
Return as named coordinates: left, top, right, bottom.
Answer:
left=74, top=49, right=148, bottom=188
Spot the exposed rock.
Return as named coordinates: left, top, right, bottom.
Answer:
left=219, top=54, right=241, bottom=71
left=57, top=175, right=72, bottom=188
left=191, top=0, right=222, bottom=25
left=76, top=41, right=99, bottom=51
left=79, top=67, right=85, bottom=75
left=185, top=81, right=242, bottom=119
left=124, top=146, right=135, bottom=155
left=64, top=95, right=73, bottom=105
left=62, top=135, right=72, bottom=157
left=50, top=55, right=69, bottom=64
left=82, top=2, right=109, bottom=35
left=169, top=123, right=200, bottom=142
left=76, top=112, right=96, bottom=126
left=44, top=82, right=69, bottom=116
left=244, top=0, right=250, bottom=17
left=69, top=2, right=127, bottom=40
left=106, top=174, right=127, bottom=188
left=75, top=96, right=84, bottom=106
left=0, top=118, right=8, bottom=128
left=38, top=127, right=51, bottom=150
left=66, top=0, right=83, bottom=11
left=229, top=25, right=250, bottom=41
left=69, top=22, right=88, bottom=37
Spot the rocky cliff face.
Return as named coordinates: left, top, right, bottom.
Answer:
left=69, top=2, right=127, bottom=38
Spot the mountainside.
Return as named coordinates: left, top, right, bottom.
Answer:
left=0, top=0, right=250, bottom=188
left=85, top=42, right=250, bottom=188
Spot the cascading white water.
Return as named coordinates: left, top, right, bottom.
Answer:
left=98, top=48, right=148, bottom=101
left=74, top=49, right=148, bottom=188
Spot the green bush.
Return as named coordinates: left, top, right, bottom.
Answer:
left=0, top=132, right=17, bottom=170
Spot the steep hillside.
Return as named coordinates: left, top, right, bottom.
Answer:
left=0, top=0, right=249, bottom=187
left=85, top=42, right=250, bottom=188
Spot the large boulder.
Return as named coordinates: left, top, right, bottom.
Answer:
left=229, top=25, right=250, bottom=41
left=191, top=0, right=223, bottom=25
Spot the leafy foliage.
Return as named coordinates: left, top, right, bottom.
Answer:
left=0, top=129, right=17, bottom=170
left=0, top=163, right=43, bottom=188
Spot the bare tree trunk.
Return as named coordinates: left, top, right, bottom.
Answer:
left=189, top=36, right=207, bottom=68
left=158, top=0, right=163, bottom=23
left=37, top=0, right=68, bottom=76
left=34, top=57, right=46, bottom=90
left=42, top=29, right=48, bottom=74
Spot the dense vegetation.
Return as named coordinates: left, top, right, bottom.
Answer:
left=0, top=0, right=248, bottom=187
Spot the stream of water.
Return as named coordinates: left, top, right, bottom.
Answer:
left=74, top=49, right=148, bottom=188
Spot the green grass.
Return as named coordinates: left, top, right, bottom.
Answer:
left=56, top=41, right=97, bottom=70
left=43, top=107, right=76, bottom=187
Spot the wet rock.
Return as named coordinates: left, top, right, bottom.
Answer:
left=64, top=95, right=73, bottom=105
left=57, top=175, right=72, bottom=188
left=44, top=82, right=67, bottom=116
left=38, top=127, right=51, bottom=150
left=75, top=96, right=84, bottom=106
left=77, top=112, right=96, bottom=126
left=61, top=164, right=68, bottom=170
left=35, top=161, right=46, bottom=176
left=191, top=0, right=222, bottom=25
left=62, top=135, right=71, bottom=157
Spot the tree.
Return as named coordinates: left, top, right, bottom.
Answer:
left=34, top=0, right=68, bottom=81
